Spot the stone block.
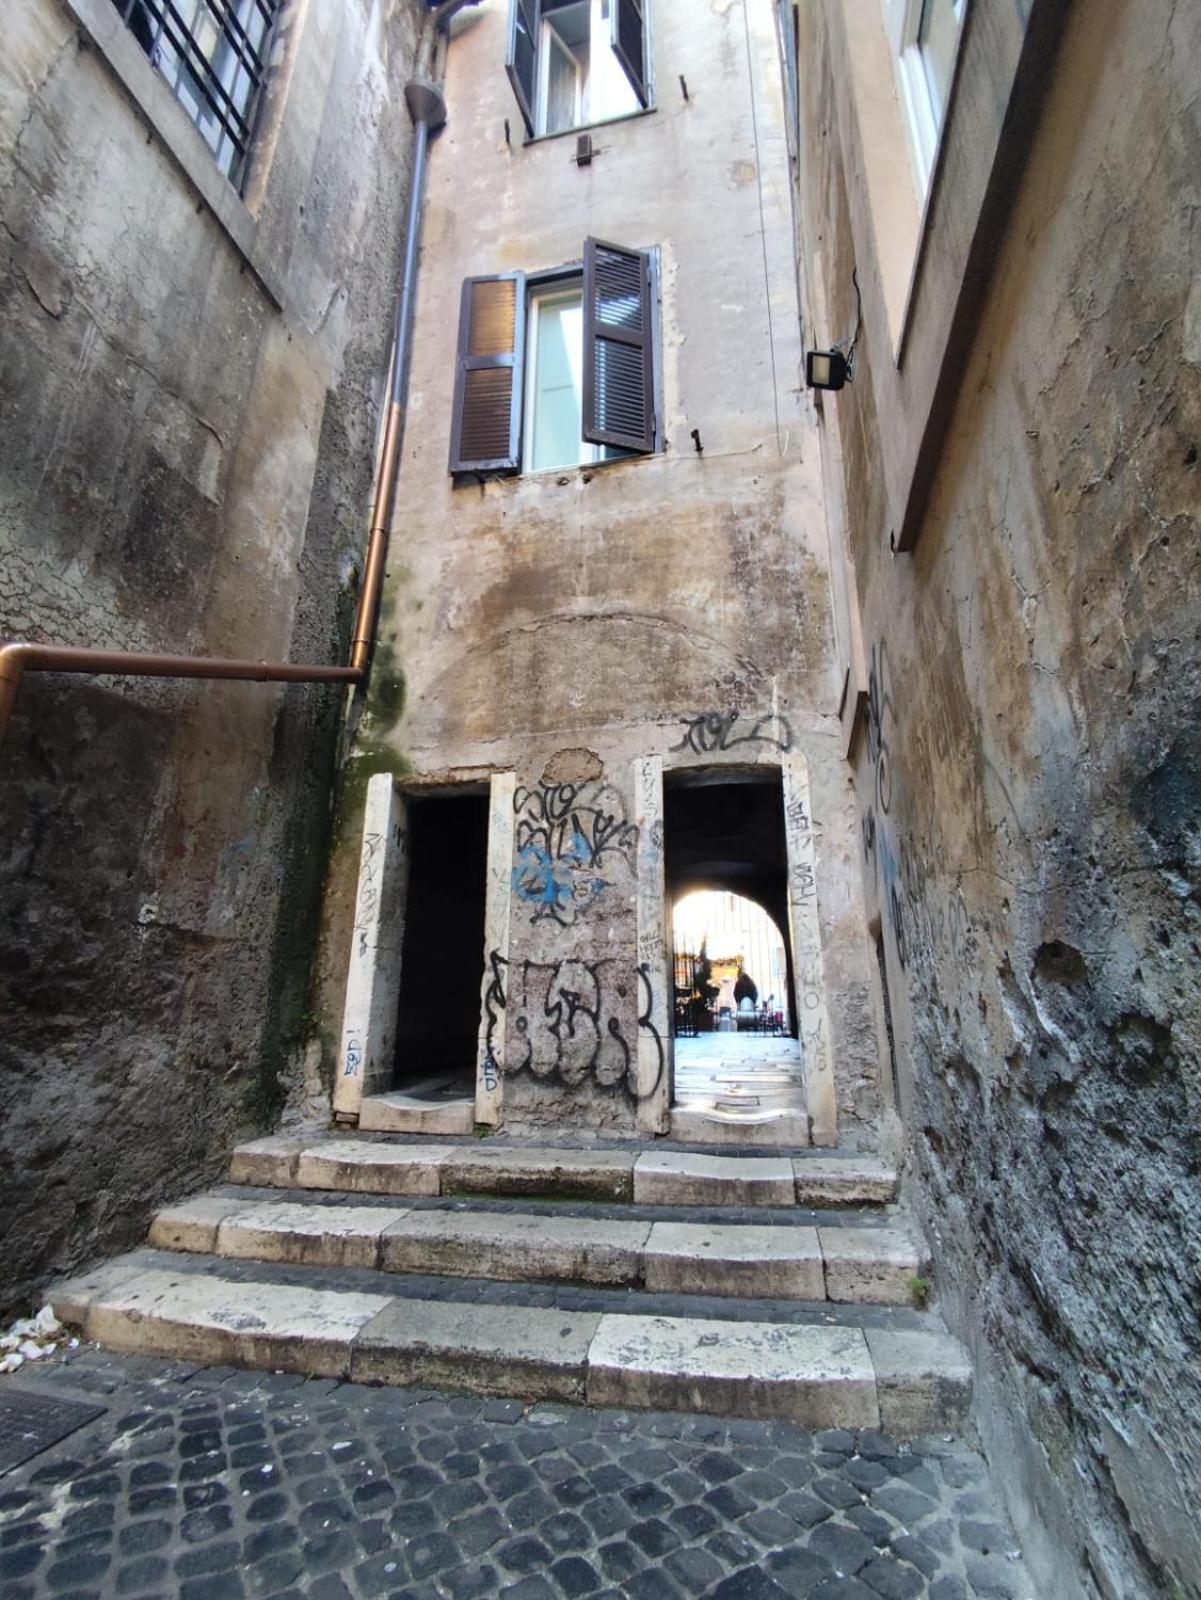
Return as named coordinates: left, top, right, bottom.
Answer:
left=632, top=1152, right=796, bottom=1207
left=294, top=1140, right=453, bottom=1195
left=668, top=1108, right=811, bottom=1149
left=48, top=1253, right=157, bottom=1327
left=84, top=1270, right=392, bottom=1378
left=439, top=1148, right=634, bottom=1202
left=148, top=1195, right=246, bottom=1254
left=359, top=1090, right=475, bottom=1136
left=819, top=1227, right=924, bottom=1304
left=227, top=1135, right=313, bottom=1187
left=216, top=1203, right=411, bottom=1268
left=378, top=1211, right=650, bottom=1285
left=792, top=1157, right=899, bottom=1207
left=864, top=1328, right=973, bottom=1435
left=585, top=1315, right=880, bottom=1429
left=350, top=1299, right=601, bottom=1401
left=643, top=1223, right=825, bottom=1299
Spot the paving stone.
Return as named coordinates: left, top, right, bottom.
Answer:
left=644, top=1223, right=824, bottom=1298
left=84, top=1270, right=392, bottom=1376
left=227, top=1136, right=312, bottom=1187
left=294, top=1142, right=454, bottom=1196
left=440, top=1148, right=635, bottom=1202
left=863, top=1329, right=972, bottom=1436
left=350, top=1299, right=600, bottom=1401
left=217, top=1202, right=409, bottom=1268
left=818, top=1230, right=922, bottom=1306
left=792, top=1160, right=899, bottom=1207
left=633, top=1153, right=797, bottom=1207
left=587, top=1316, right=879, bottom=1428
left=149, top=1196, right=247, bottom=1253
left=380, top=1211, right=649, bottom=1285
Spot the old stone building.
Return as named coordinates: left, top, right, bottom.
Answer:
left=1, top=0, right=430, bottom=1314
left=1, top=1, right=1197, bottom=1598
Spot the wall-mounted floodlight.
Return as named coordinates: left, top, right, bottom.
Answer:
left=806, top=349, right=849, bottom=390
left=805, top=268, right=862, bottom=393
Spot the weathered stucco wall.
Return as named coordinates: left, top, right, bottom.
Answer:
left=324, top=0, right=883, bottom=1140
left=796, top=0, right=1200, bottom=1592
left=0, top=0, right=426, bottom=1317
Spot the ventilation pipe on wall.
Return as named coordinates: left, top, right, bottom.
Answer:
left=0, top=0, right=480, bottom=748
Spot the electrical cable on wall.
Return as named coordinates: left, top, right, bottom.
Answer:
left=741, top=0, right=785, bottom=457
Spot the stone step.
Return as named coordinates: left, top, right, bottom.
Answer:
left=228, top=1135, right=898, bottom=1209
left=50, top=1256, right=971, bottom=1433
left=149, top=1195, right=925, bottom=1304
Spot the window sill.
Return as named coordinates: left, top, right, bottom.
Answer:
left=452, top=451, right=653, bottom=488
left=522, top=105, right=656, bottom=147
left=67, top=0, right=285, bottom=309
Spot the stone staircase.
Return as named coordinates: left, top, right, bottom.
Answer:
left=49, top=1133, right=972, bottom=1436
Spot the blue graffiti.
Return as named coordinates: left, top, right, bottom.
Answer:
left=512, top=841, right=610, bottom=925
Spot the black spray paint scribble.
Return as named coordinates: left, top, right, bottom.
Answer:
left=480, top=949, right=507, bottom=1094
left=637, top=962, right=666, bottom=1096
left=670, top=710, right=793, bottom=756
left=507, top=958, right=644, bottom=1099
left=511, top=780, right=639, bottom=927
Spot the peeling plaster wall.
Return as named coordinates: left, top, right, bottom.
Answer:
left=331, top=0, right=882, bottom=1138
left=0, top=0, right=426, bottom=1318
left=796, top=0, right=1200, bottom=1592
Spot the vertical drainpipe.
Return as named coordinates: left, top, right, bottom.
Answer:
left=351, top=65, right=448, bottom=676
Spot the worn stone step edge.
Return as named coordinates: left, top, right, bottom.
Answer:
left=229, top=1136, right=898, bottom=1207
left=149, top=1195, right=927, bottom=1305
left=49, top=1263, right=970, bottom=1433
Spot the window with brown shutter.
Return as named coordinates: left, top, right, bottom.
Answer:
left=447, top=275, right=527, bottom=474
left=582, top=238, right=655, bottom=453
left=449, top=248, right=657, bottom=478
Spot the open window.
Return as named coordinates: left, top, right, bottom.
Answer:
left=450, top=238, right=657, bottom=476
left=507, top=0, right=650, bottom=140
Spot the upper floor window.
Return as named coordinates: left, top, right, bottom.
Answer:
left=449, top=239, right=658, bottom=476
left=110, top=0, right=282, bottom=189
left=883, top=0, right=966, bottom=196
left=507, top=0, right=650, bottom=140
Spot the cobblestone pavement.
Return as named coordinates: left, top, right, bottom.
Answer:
left=0, top=1347, right=1031, bottom=1600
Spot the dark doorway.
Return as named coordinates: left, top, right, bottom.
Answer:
left=664, top=774, right=796, bottom=1039
left=392, top=791, right=489, bottom=1088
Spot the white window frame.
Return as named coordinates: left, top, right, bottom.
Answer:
left=535, top=16, right=585, bottom=137
left=882, top=0, right=967, bottom=198
left=521, top=280, right=608, bottom=474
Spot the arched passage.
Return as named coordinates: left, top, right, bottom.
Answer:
left=664, top=772, right=806, bottom=1120
left=672, top=887, right=794, bottom=1035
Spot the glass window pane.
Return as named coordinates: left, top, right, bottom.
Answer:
left=918, top=0, right=960, bottom=125
left=544, top=34, right=579, bottom=134
left=529, top=292, right=586, bottom=472
left=586, top=0, right=638, bottom=124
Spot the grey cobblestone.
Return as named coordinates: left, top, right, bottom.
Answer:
left=0, top=1348, right=1026, bottom=1598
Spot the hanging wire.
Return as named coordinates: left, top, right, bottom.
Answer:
left=741, top=0, right=786, bottom=455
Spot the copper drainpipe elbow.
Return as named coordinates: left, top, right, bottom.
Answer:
left=0, top=642, right=34, bottom=740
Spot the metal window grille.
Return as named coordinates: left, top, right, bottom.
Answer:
left=110, top=0, right=282, bottom=190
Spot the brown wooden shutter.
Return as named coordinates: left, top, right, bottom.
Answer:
left=505, top=0, right=540, bottom=138
left=610, top=0, right=649, bottom=108
left=448, top=274, right=526, bottom=474
left=582, top=239, right=655, bottom=453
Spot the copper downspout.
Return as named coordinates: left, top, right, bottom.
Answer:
left=0, top=2, right=473, bottom=748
